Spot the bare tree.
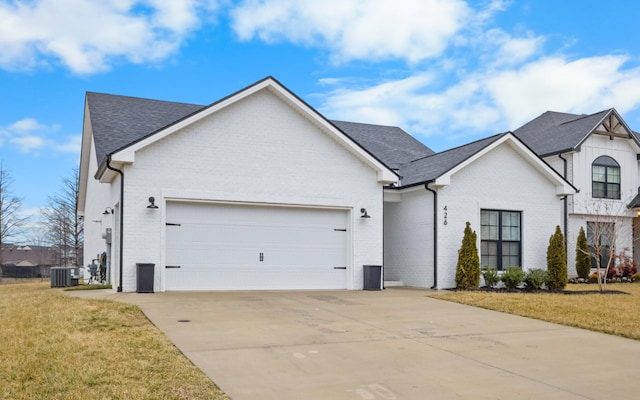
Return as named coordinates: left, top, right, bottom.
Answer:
left=585, top=220, right=616, bottom=291
left=576, top=200, right=633, bottom=291
left=0, top=164, right=30, bottom=281
left=41, top=168, right=83, bottom=267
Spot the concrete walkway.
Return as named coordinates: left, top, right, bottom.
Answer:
left=69, top=288, right=639, bottom=399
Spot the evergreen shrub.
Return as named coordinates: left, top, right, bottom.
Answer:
left=575, top=227, right=591, bottom=280
left=455, top=222, right=481, bottom=289
left=524, top=269, right=548, bottom=290
left=547, top=225, right=568, bottom=290
left=501, top=267, right=525, bottom=289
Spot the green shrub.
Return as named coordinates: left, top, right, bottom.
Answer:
left=547, top=225, right=568, bottom=290
left=455, top=221, right=480, bottom=289
left=575, top=227, right=591, bottom=279
left=482, top=267, right=500, bottom=288
left=501, top=267, right=525, bottom=289
left=524, top=269, right=548, bottom=290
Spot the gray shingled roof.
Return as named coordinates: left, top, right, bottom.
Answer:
left=331, top=120, right=434, bottom=169
left=513, top=109, right=611, bottom=156
left=628, top=188, right=640, bottom=208
left=397, top=133, right=507, bottom=187
left=87, top=92, right=205, bottom=166
left=86, top=91, right=433, bottom=174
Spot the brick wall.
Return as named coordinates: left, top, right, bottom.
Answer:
left=113, top=88, right=385, bottom=291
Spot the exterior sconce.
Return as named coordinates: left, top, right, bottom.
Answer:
left=147, top=197, right=159, bottom=209
left=103, top=207, right=114, bottom=215
left=360, top=208, right=370, bottom=218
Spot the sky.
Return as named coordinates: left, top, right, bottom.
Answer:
left=1, top=0, right=640, bottom=236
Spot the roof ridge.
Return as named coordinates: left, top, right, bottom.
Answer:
left=331, top=119, right=403, bottom=129
left=407, top=132, right=507, bottom=164
left=558, top=109, right=611, bottom=126
left=87, top=91, right=205, bottom=107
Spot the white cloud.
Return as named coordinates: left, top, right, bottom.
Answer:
left=482, top=29, right=544, bottom=67
left=10, top=135, right=47, bottom=154
left=0, top=118, right=80, bottom=155
left=486, top=55, right=640, bottom=127
left=10, top=118, right=45, bottom=133
left=54, top=135, right=83, bottom=154
left=231, top=0, right=473, bottom=63
left=0, top=0, right=220, bottom=74
left=318, top=54, right=640, bottom=147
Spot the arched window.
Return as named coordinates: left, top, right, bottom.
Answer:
left=592, top=156, right=620, bottom=199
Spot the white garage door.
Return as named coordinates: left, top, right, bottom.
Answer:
left=165, top=202, right=350, bottom=290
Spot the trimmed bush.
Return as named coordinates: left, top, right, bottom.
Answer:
left=524, top=269, right=548, bottom=290
left=501, top=267, right=525, bottom=289
left=575, top=226, right=591, bottom=279
left=631, top=272, right=640, bottom=282
left=588, top=272, right=601, bottom=284
left=455, top=221, right=481, bottom=289
left=482, top=267, right=500, bottom=288
left=547, top=225, right=568, bottom=290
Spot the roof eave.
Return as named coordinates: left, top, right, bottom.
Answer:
left=108, top=76, right=398, bottom=184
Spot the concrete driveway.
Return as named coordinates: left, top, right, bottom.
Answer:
left=71, top=288, right=639, bottom=399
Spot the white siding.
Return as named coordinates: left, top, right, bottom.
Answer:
left=115, top=88, right=384, bottom=291
left=544, top=134, right=639, bottom=276
left=384, top=188, right=434, bottom=287
left=570, top=134, right=639, bottom=214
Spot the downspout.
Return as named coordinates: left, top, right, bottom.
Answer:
left=558, top=154, right=568, bottom=256
left=425, top=183, right=438, bottom=289
left=106, top=155, right=124, bottom=293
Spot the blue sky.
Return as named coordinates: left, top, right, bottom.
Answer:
left=1, top=0, right=640, bottom=230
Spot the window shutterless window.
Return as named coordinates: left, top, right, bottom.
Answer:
left=586, top=222, right=615, bottom=269
left=480, top=210, right=521, bottom=270
left=592, top=156, right=620, bottom=199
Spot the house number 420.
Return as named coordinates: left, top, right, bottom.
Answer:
left=443, top=205, right=448, bottom=225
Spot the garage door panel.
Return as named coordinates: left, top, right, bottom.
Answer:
left=165, top=203, right=349, bottom=290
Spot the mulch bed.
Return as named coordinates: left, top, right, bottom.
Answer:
left=464, top=287, right=630, bottom=295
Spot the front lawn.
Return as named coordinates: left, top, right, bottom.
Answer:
left=0, top=283, right=228, bottom=400
left=430, top=283, right=640, bottom=340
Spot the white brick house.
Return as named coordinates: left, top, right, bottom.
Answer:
left=79, top=77, right=579, bottom=291
left=78, top=77, right=397, bottom=292
left=383, top=133, right=576, bottom=288
left=515, top=109, right=640, bottom=276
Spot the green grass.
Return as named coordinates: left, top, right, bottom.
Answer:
left=430, top=283, right=640, bottom=340
left=0, top=283, right=228, bottom=400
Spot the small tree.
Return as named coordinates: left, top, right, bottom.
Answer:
left=455, top=221, right=480, bottom=289
left=547, top=225, right=567, bottom=290
left=41, top=168, right=83, bottom=267
left=0, top=164, right=29, bottom=282
left=575, top=227, right=590, bottom=279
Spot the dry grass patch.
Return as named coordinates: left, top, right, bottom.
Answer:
left=0, top=283, right=228, bottom=400
left=430, top=284, right=640, bottom=340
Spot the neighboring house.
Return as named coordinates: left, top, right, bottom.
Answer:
left=78, top=76, right=577, bottom=291
left=514, top=109, right=640, bottom=275
left=1, top=244, right=57, bottom=278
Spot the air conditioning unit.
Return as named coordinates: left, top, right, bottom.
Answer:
left=51, top=267, right=71, bottom=287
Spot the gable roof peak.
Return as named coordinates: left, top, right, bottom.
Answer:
left=514, top=107, right=638, bottom=156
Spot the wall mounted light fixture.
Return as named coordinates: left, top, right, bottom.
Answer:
left=147, top=197, right=159, bottom=209
left=103, top=207, right=114, bottom=215
left=360, top=208, right=370, bottom=218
